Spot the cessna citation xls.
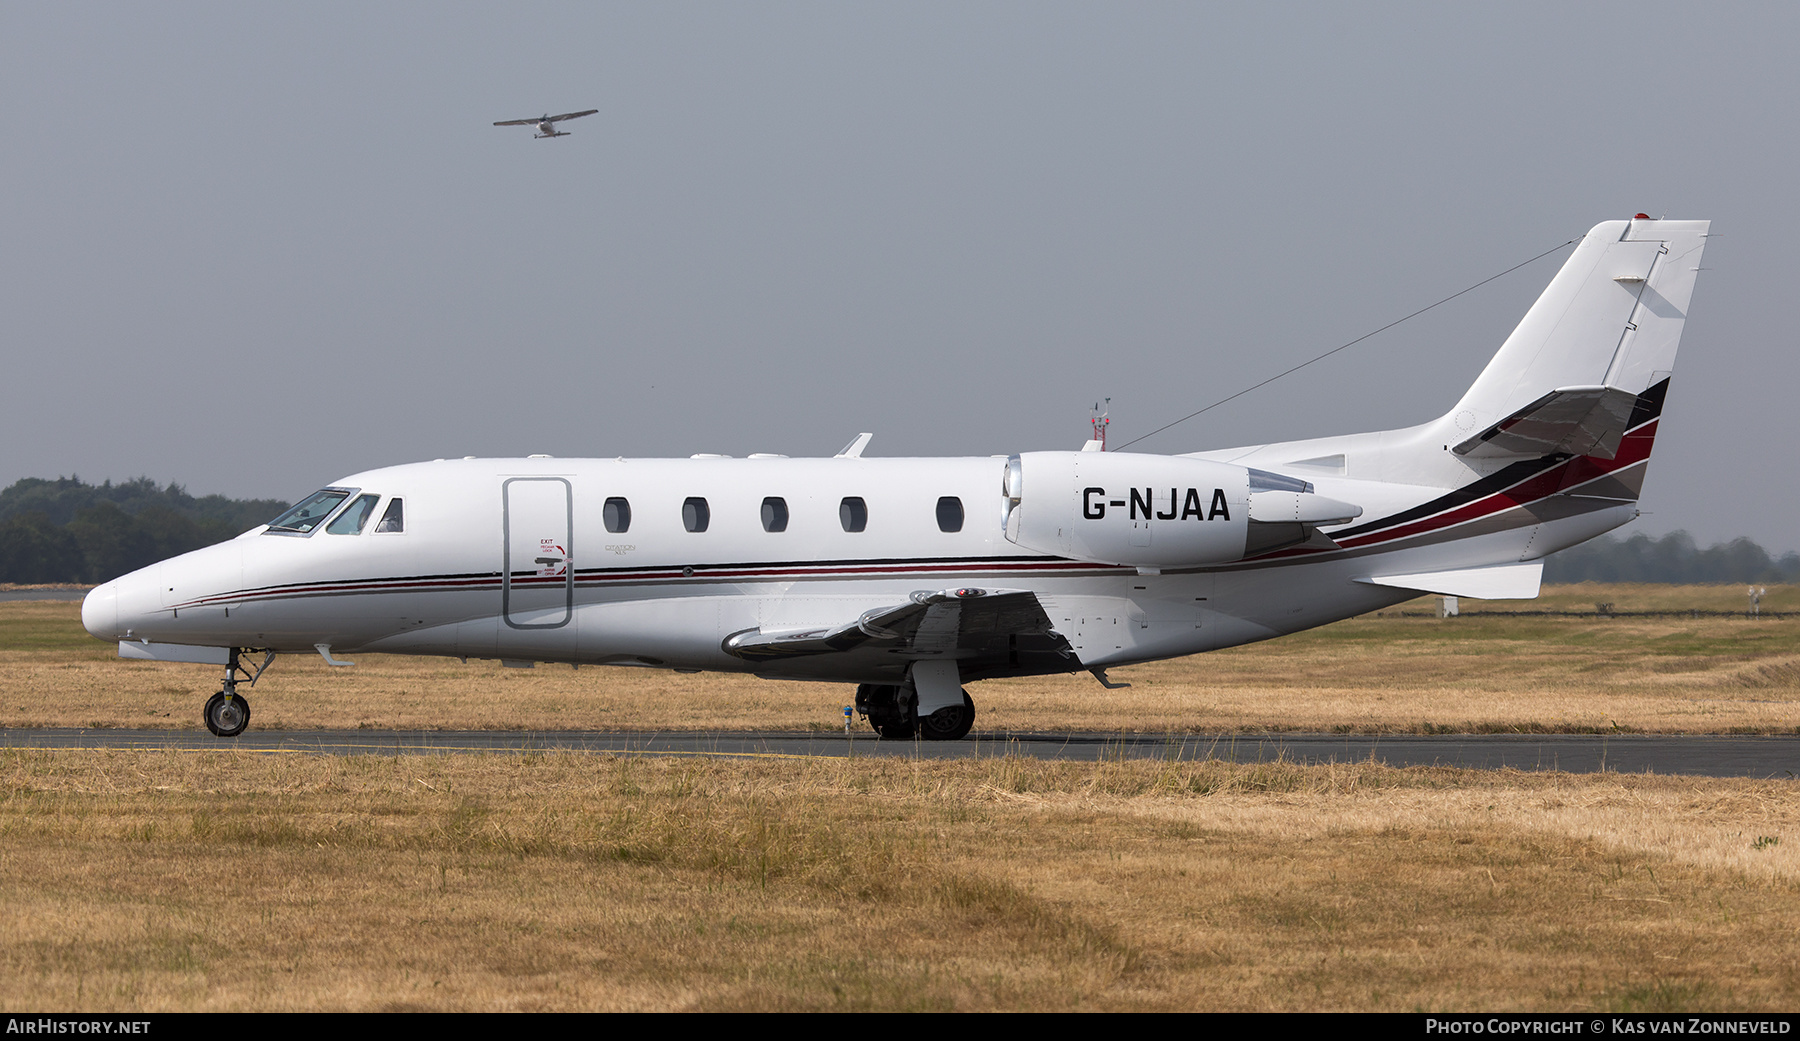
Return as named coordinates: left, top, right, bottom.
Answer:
left=83, top=217, right=1709, bottom=740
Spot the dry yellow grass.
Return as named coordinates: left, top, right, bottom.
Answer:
left=2, top=585, right=1795, bottom=734
left=1, top=751, right=1795, bottom=1011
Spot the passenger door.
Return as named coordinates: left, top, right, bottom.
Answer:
left=502, top=477, right=573, bottom=629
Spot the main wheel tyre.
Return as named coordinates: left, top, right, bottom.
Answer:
left=918, top=690, right=975, bottom=741
left=203, top=690, right=251, bottom=738
left=857, top=683, right=916, bottom=740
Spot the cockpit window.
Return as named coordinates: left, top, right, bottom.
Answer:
left=374, top=498, right=404, bottom=533
left=265, top=489, right=354, bottom=535
left=327, top=494, right=380, bottom=535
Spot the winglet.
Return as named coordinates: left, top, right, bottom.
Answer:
left=1090, top=668, right=1132, bottom=689
left=315, top=643, right=356, bottom=667
left=836, top=433, right=873, bottom=458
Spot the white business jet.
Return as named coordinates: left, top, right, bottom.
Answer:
left=82, top=217, right=1709, bottom=740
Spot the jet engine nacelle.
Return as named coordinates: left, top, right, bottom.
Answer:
left=1001, top=451, right=1361, bottom=569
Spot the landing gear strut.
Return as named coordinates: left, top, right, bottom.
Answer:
left=854, top=683, right=976, bottom=741
left=203, top=648, right=274, bottom=738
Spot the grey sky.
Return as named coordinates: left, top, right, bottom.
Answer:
left=3, top=3, right=1795, bottom=551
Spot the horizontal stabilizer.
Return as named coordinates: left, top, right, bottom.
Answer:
left=1454, top=385, right=1639, bottom=460
left=1355, top=560, right=1543, bottom=600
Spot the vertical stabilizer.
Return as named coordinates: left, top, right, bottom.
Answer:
left=1447, top=218, right=1709, bottom=442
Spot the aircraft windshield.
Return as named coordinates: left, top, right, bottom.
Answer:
left=326, top=494, right=380, bottom=535
left=265, top=489, right=354, bottom=535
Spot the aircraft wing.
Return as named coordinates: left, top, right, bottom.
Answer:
left=545, top=109, right=599, bottom=122
left=723, top=588, right=1072, bottom=682
left=1452, top=385, right=1640, bottom=460
left=493, top=117, right=540, bottom=126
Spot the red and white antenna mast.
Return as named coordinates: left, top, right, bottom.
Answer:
left=1089, top=398, right=1110, bottom=451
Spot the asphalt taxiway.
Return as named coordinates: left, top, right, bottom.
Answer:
left=3, top=728, right=1796, bottom=778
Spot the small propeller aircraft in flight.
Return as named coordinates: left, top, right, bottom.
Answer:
left=493, top=109, right=599, bottom=138
left=83, top=217, right=1710, bottom=741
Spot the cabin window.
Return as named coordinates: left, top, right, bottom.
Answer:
left=761, top=497, right=789, bottom=532
left=936, top=496, right=964, bottom=533
left=327, top=494, right=380, bottom=535
left=265, top=489, right=354, bottom=536
left=375, top=498, right=404, bottom=533
left=603, top=497, right=631, bottom=533
left=839, top=496, right=868, bottom=533
left=682, top=497, right=710, bottom=533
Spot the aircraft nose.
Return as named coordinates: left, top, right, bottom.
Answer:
left=82, top=579, right=120, bottom=642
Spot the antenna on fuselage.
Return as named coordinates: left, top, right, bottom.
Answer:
left=1084, top=399, right=1110, bottom=452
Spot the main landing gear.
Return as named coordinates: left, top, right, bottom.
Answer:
left=203, top=649, right=275, bottom=738
left=854, top=683, right=976, bottom=741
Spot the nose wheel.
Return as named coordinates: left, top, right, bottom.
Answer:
left=203, top=690, right=251, bottom=737
left=201, top=648, right=272, bottom=738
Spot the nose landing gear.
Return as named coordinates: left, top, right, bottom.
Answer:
left=202, top=648, right=275, bottom=738
left=204, top=689, right=250, bottom=737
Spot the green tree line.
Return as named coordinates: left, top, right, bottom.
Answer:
left=1542, top=530, right=1799, bottom=584
left=0, top=477, right=289, bottom=584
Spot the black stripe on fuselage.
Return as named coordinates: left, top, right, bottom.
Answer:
left=1326, top=452, right=1571, bottom=541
